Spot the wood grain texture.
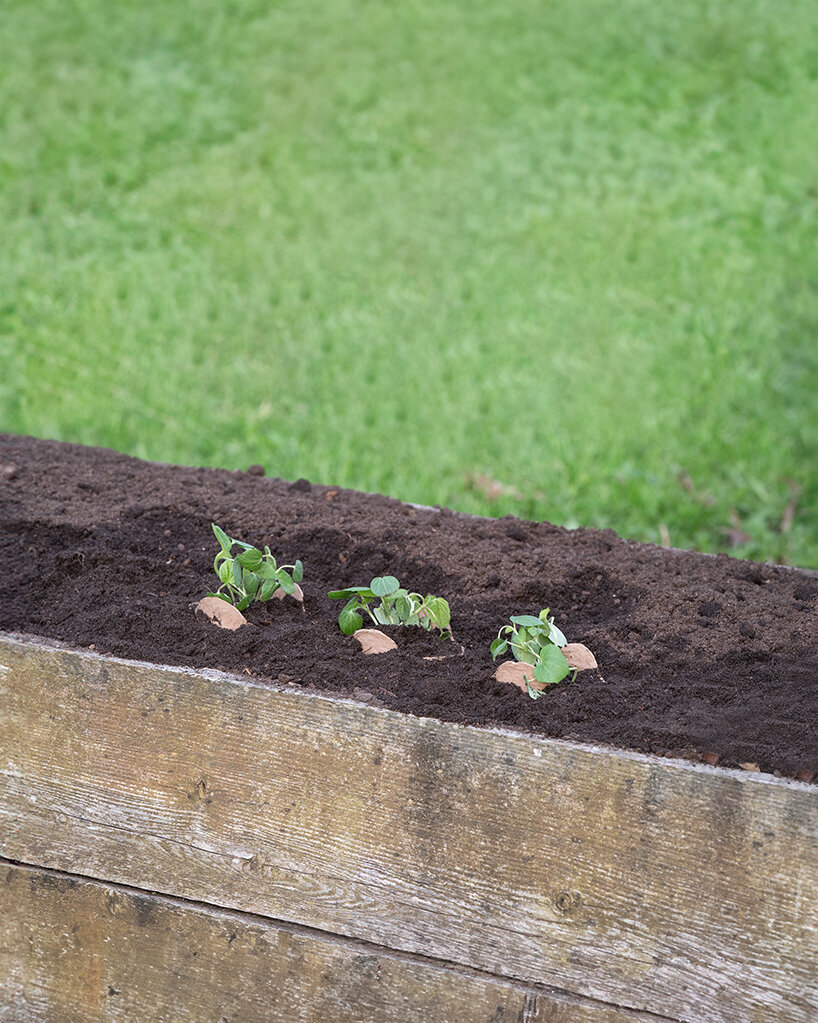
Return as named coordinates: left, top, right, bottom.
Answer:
left=1, top=635, right=816, bottom=1023
left=4, top=862, right=639, bottom=1023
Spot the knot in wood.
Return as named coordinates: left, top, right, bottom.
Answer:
left=554, top=890, right=581, bottom=915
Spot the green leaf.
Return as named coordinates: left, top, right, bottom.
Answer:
left=236, top=549, right=263, bottom=571
left=212, top=523, right=233, bottom=553
left=217, top=561, right=231, bottom=584
left=292, top=560, right=304, bottom=583
left=244, top=572, right=260, bottom=599
left=256, top=561, right=276, bottom=580
left=490, top=638, right=508, bottom=660
left=231, top=560, right=243, bottom=587
left=427, top=597, right=451, bottom=629
left=533, top=646, right=570, bottom=686
left=236, top=596, right=252, bottom=612
left=510, top=615, right=544, bottom=629
left=371, top=576, right=400, bottom=597
left=328, top=587, right=372, bottom=600
left=259, top=579, right=276, bottom=601
left=511, top=625, right=532, bottom=652
left=277, top=569, right=295, bottom=595
left=373, top=605, right=390, bottom=625
left=547, top=622, right=567, bottom=647
left=339, top=600, right=363, bottom=635
left=511, top=638, right=536, bottom=665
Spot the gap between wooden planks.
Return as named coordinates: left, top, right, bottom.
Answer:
left=1, top=858, right=669, bottom=1023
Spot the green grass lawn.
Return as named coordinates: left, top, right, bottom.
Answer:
left=2, top=0, right=817, bottom=566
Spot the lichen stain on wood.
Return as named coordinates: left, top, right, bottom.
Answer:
left=2, top=863, right=646, bottom=1022
left=1, top=635, right=816, bottom=1023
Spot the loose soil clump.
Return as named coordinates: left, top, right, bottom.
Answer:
left=1, top=434, right=816, bottom=780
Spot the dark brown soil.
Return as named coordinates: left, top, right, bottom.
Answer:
left=1, top=434, right=816, bottom=780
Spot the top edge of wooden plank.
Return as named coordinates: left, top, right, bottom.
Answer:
left=1, top=629, right=811, bottom=793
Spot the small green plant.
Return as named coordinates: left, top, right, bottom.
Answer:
left=207, top=523, right=303, bottom=612
left=490, top=609, right=576, bottom=697
left=328, top=576, right=451, bottom=637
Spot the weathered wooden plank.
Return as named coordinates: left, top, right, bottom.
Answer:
left=3, top=862, right=642, bottom=1023
left=1, top=635, right=816, bottom=1023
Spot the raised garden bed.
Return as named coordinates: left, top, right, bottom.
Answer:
left=1, top=434, right=817, bottom=1021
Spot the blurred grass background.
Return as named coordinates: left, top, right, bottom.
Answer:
left=2, top=0, right=816, bottom=567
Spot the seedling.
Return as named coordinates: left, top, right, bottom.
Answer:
left=490, top=609, right=576, bottom=697
left=207, top=523, right=303, bottom=612
left=328, top=576, right=451, bottom=638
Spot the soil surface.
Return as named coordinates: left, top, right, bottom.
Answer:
left=1, top=434, right=816, bottom=780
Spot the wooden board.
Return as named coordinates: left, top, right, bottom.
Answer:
left=1, top=862, right=647, bottom=1022
left=1, top=635, right=816, bottom=1022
